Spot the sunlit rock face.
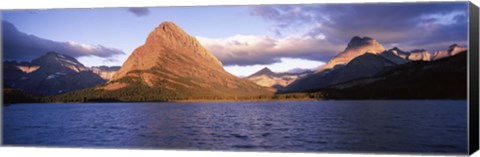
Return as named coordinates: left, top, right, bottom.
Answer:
left=16, top=66, right=40, bottom=73
left=102, top=21, right=271, bottom=98
left=406, top=49, right=431, bottom=61
left=317, top=36, right=385, bottom=72
left=432, top=44, right=467, bottom=60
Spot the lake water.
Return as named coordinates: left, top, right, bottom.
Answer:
left=3, top=100, right=467, bottom=154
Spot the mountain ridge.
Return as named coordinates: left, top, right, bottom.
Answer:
left=3, top=51, right=105, bottom=95
left=282, top=36, right=466, bottom=93
left=317, top=36, right=385, bottom=72
left=56, top=21, right=272, bottom=101
left=245, top=67, right=313, bottom=91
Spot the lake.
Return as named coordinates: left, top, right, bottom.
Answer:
left=2, top=100, right=467, bottom=154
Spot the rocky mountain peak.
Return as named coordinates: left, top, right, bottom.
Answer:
left=103, top=21, right=271, bottom=99
left=37, top=51, right=61, bottom=60
left=157, top=21, right=181, bottom=32
left=390, top=47, right=403, bottom=52
left=448, top=44, right=465, bottom=54
left=111, top=21, right=224, bottom=81
left=318, top=36, right=385, bottom=72
left=449, top=43, right=459, bottom=49
left=258, top=67, right=274, bottom=73
left=146, top=21, right=188, bottom=43
left=432, top=44, right=466, bottom=60
left=31, top=51, right=87, bottom=73
left=4, top=52, right=105, bottom=95
left=346, top=36, right=380, bottom=49
left=248, top=67, right=276, bottom=78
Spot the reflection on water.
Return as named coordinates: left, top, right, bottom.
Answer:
left=3, top=100, right=467, bottom=154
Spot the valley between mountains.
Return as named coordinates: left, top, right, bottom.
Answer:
left=4, top=21, right=468, bottom=103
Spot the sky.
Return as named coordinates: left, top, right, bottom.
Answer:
left=1, top=2, right=469, bottom=76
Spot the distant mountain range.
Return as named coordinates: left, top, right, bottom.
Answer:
left=281, top=36, right=466, bottom=94
left=245, top=67, right=313, bottom=91
left=3, top=22, right=467, bottom=102
left=4, top=52, right=105, bottom=95
left=91, top=66, right=121, bottom=80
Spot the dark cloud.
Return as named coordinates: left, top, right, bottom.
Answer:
left=2, top=20, right=125, bottom=61
left=250, top=2, right=468, bottom=53
left=127, top=8, right=150, bottom=17
left=208, top=2, right=468, bottom=66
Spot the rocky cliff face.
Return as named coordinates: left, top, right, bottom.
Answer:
left=406, top=49, right=431, bottom=61
left=3, top=52, right=105, bottom=95
left=432, top=44, right=466, bottom=60
left=110, top=22, right=223, bottom=81
left=318, top=36, right=385, bottom=72
left=97, top=21, right=271, bottom=100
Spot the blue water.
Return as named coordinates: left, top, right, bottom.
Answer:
left=3, top=100, right=467, bottom=154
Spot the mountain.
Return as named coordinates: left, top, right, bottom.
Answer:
left=248, top=67, right=278, bottom=78
left=56, top=21, right=272, bottom=101
left=245, top=67, right=313, bottom=91
left=431, top=44, right=466, bottom=60
left=91, top=66, right=121, bottom=80
left=281, top=36, right=466, bottom=94
left=317, top=36, right=385, bottom=72
left=282, top=52, right=396, bottom=93
left=380, top=47, right=431, bottom=64
left=3, top=52, right=105, bottom=95
left=318, top=50, right=467, bottom=99
left=378, top=47, right=410, bottom=64
left=406, top=49, right=431, bottom=61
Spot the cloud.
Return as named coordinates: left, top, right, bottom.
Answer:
left=201, top=3, right=468, bottom=67
left=2, top=20, right=125, bottom=61
left=250, top=2, right=468, bottom=52
left=197, top=34, right=343, bottom=66
left=127, top=8, right=150, bottom=17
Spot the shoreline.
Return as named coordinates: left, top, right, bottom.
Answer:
left=3, top=98, right=468, bottom=105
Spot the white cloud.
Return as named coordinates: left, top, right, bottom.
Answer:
left=197, top=34, right=343, bottom=66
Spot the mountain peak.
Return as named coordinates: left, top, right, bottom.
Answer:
left=146, top=21, right=193, bottom=44
left=260, top=67, right=272, bottom=72
left=449, top=43, right=459, bottom=48
left=155, top=21, right=182, bottom=32
left=114, top=21, right=223, bottom=81
left=391, top=47, right=402, bottom=51
left=102, top=21, right=271, bottom=99
left=318, top=36, right=385, bottom=72
left=432, top=44, right=467, bottom=60
left=4, top=52, right=105, bottom=95
left=448, top=43, right=462, bottom=52
left=346, top=36, right=379, bottom=49
left=42, top=51, right=65, bottom=59
left=31, top=52, right=88, bottom=73
left=36, top=51, right=78, bottom=62
left=248, top=67, right=277, bottom=78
